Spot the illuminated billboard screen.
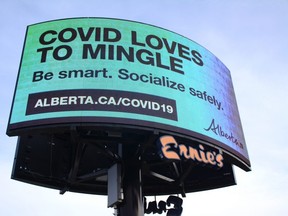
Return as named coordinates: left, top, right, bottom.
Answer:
left=7, top=18, right=250, bottom=170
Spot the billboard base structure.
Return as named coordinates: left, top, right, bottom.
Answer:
left=12, top=125, right=236, bottom=215
left=118, top=144, right=144, bottom=216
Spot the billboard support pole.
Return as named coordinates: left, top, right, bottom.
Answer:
left=118, top=144, right=144, bottom=216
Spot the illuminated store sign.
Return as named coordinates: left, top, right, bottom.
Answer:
left=158, top=135, right=224, bottom=168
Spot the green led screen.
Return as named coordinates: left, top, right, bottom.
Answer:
left=7, top=18, right=250, bottom=169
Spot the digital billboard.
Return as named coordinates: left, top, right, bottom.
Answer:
left=7, top=18, right=250, bottom=170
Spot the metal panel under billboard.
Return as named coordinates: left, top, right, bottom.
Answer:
left=7, top=18, right=250, bottom=170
